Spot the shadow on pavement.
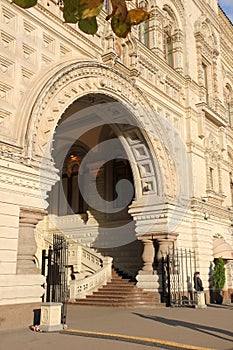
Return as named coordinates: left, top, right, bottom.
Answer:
left=132, top=313, right=233, bottom=343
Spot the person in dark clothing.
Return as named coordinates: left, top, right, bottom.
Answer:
left=194, top=271, right=204, bottom=291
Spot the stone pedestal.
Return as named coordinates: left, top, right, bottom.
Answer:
left=194, top=291, right=207, bottom=308
left=40, top=302, right=64, bottom=332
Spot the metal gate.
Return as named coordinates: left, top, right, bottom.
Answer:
left=42, top=234, right=68, bottom=325
left=162, top=248, right=197, bottom=307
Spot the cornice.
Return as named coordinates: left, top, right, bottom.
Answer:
left=191, top=198, right=233, bottom=221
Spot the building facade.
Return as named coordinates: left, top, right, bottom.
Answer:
left=0, top=0, right=233, bottom=311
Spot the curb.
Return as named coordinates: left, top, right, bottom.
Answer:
left=61, top=329, right=214, bottom=350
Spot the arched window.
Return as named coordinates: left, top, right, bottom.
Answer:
left=202, top=62, right=209, bottom=103
left=224, top=84, right=232, bottom=126
left=138, top=1, right=149, bottom=47
left=194, top=17, right=218, bottom=108
left=162, top=6, right=180, bottom=69
left=163, top=27, right=173, bottom=67
left=60, top=149, right=88, bottom=215
left=230, top=172, right=233, bottom=206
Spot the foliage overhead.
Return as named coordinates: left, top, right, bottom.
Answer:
left=212, top=257, right=226, bottom=291
left=13, top=0, right=150, bottom=38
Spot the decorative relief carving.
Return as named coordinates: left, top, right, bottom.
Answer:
left=0, top=55, right=13, bottom=77
left=26, top=63, right=178, bottom=198
left=42, top=55, right=53, bottom=66
left=22, top=44, right=35, bottom=63
left=43, top=33, right=55, bottom=53
left=0, top=82, right=12, bottom=103
left=21, top=67, right=34, bottom=83
left=1, top=7, right=16, bottom=28
left=23, top=21, right=36, bottom=40
left=0, top=31, right=15, bottom=51
left=0, top=171, right=39, bottom=190
left=60, top=44, right=71, bottom=57
left=0, top=108, right=11, bottom=127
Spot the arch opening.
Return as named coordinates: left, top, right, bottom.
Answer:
left=45, top=93, right=163, bottom=275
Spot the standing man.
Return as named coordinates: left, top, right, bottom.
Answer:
left=194, top=271, right=204, bottom=291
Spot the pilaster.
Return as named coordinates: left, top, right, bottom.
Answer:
left=17, top=207, right=47, bottom=274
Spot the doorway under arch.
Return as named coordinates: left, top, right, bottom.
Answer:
left=46, top=92, right=162, bottom=276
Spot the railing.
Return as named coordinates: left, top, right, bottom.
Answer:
left=68, top=242, right=104, bottom=273
left=67, top=241, right=112, bottom=300
left=69, top=256, right=113, bottom=301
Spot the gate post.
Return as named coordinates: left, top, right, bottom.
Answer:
left=40, top=302, right=64, bottom=332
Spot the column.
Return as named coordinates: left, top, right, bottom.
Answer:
left=17, top=207, right=46, bottom=274
left=136, top=235, right=159, bottom=293
left=140, top=238, right=155, bottom=273
left=156, top=233, right=178, bottom=263
left=150, top=8, right=164, bottom=58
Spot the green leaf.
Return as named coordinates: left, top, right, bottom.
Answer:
left=13, top=0, right=37, bottom=9
left=78, top=0, right=104, bottom=19
left=63, top=0, right=79, bottom=23
left=78, top=17, right=98, bottom=35
left=111, top=14, right=131, bottom=38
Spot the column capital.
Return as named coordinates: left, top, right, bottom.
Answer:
left=19, top=207, right=47, bottom=225
left=155, top=232, right=179, bottom=243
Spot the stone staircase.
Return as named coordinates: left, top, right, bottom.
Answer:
left=73, top=268, right=163, bottom=308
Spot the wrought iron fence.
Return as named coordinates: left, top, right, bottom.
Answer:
left=42, top=234, right=68, bottom=325
left=162, top=248, right=197, bottom=307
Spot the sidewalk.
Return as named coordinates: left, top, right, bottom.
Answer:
left=0, top=303, right=233, bottom=350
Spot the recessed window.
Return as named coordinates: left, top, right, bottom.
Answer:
left=164, top=31, right=173, bottom=67
left=209, top=167, right=214, bottom=189
left=202, top=63, right=208, bottom=103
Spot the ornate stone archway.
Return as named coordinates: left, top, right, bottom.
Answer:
left=24, top=62, right=178, bottom=202
left=24, top=62, right=188, bottom=290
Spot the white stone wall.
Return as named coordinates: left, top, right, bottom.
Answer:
left=0, top=0, right=232, bottom=304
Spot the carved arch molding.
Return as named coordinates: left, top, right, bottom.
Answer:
left=25, top=62, right=180, bottom=199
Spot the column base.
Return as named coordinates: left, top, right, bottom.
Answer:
left=136, top=273, right=159, bottom=292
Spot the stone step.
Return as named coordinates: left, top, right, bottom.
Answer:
left=89, top=293, right=155, bottom=301
left=74, top=299, right=161, bottom=308
left=73, top=267, right=163, bottom=308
